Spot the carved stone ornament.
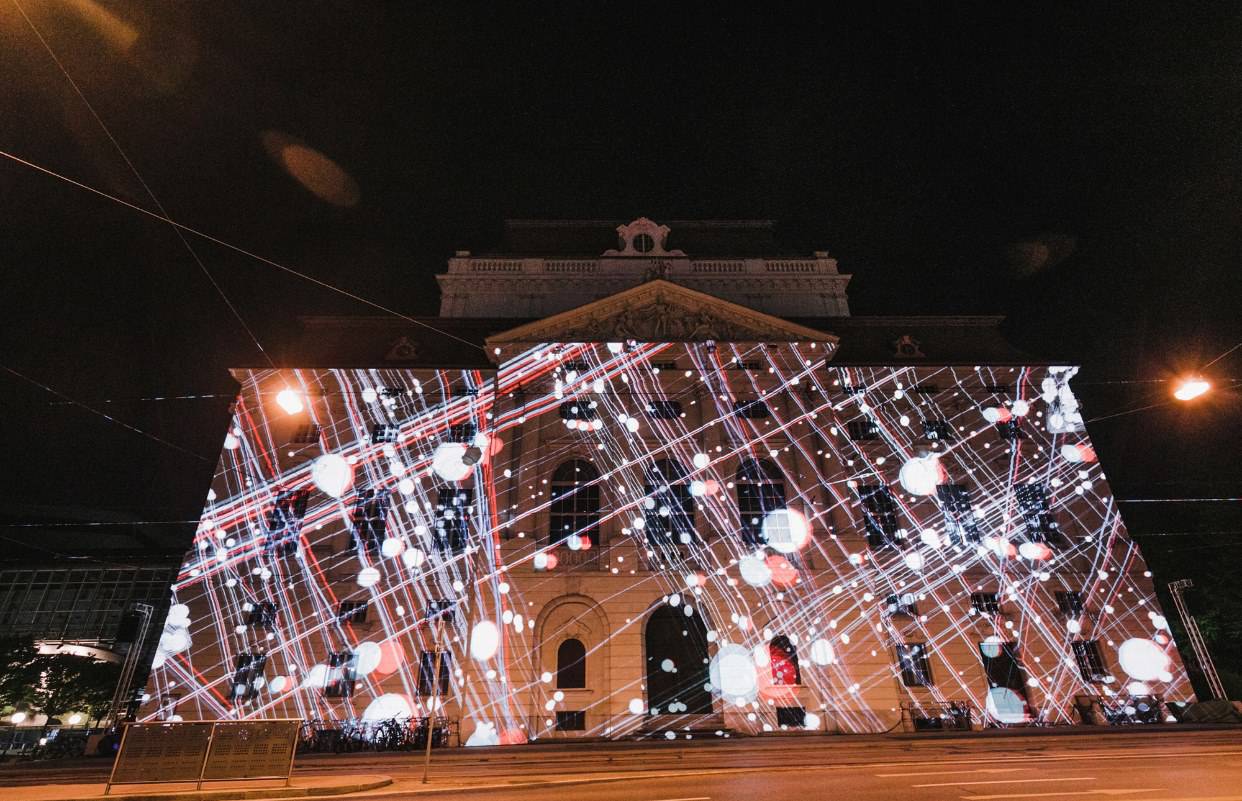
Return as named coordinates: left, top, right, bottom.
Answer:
left=893, top=334, right=925, bottom=359
left=385, top=336, right=421, bottom=361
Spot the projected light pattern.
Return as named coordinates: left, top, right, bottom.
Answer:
left=142, top=341, right=1190, bottom=740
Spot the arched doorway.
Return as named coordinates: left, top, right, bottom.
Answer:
left=644, top=604, right=713, bottom=715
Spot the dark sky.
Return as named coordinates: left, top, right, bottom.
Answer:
left=1, top=3, right=1240, bottom=564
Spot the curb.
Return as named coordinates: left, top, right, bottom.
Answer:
left=34, top=776, right=393, bottom=801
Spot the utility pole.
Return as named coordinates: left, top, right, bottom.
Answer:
left=1168, top=579, right=1226, bottom=700
left=421, top=600, right=453, bottom=784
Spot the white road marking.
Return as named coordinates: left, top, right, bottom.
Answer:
left=878, top=768, right=1027, bottom=778
left=962, top=791, right=1164, bottom=800
left=914, top=776, right=1095, bottom=788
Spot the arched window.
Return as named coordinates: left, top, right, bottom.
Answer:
left=556, top=638, right=587, bottom=688
left=736, top=458, right=785, bottom=547
left=643, top=459, right=695, bottom=547
left=770, top=635, right=801, bottom=685
left=549, top=460, right=601, bottom=545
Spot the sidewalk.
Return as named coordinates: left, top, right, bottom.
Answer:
left=0, top=775, right=392, bottom=801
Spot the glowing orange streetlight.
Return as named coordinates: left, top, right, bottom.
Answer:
left=1172, top=376, right=1211, bottom=401
left=275, top=388, right=305, bottom=414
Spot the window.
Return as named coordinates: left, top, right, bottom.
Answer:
left=922, top=419, right=954, bottom=441
left=648, top=360, right=678, bottom=371
left=434, top=487, right=474, bottom=554
left=937, top=484, right=981, bottom=545
left=847, top=419, right=880, bottom=441
left=996, top=419, right=1025, bottom=441
left=736, top=459, right=785, bottom=547
left=452, top=386, right=479, bottom=397
left=336, top=601, right=368, bottom=624
left=911, top=384, right=940, bottom=395
left=230, top=652, right=267, bottom=701
left=979, top=641, right=1030, bottom=721
left=556, top=638, right=587, bottom=689
left=1072, top=640, right=1109, bottom=682
left=246, top=602, right=277, bottom=630
left=446, top=422, right=477, bottom=442
left=732, top=399, right=770, bottom=419
left=1057, top=591, right=1085, bottom=617
left=351, top=489, right=391, bottom=552
left=840, top=384, right=866, bottom=395
left=632, top=233, right=655, bottom=253
left=896, top=643, right=932, bottom=686
left=731, top=360, right=762, bottom=371
left=769, top=635, right=801, bottom=686
left=324, top=651, right=357, bottom=698
left=266, top=489, right=309, bottom=556
left=776, top=706, right=806, bottom=727
left=291, top=423, right=320, bottom=444
left=555, top=710, right=586, bottom=731
left=549, top=460, right=600, bottom=545
left=645, top=399, right=683, bottom=419
left=971, top=592, right=1001, bottom=615
left=371, top=423, right=399, bottom=444
left=644, top=460, right=695, bottom=546
left=983, top=384, right=1010, bottom=394
left=857, top=485, right=901, bottom=548
left=418, top=651, right=452, bottom=695
left=559, top=400, right=599, bottom=425
left=562, top=361, right=591, bottom=372
left=886, top=593, right=918, bottom=617
left=1015, top=484, right=1058, bottom=542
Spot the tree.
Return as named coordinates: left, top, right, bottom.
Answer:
left=0, top=635, right=42, bottom=715
left=33, top=654, right=121, bottom=724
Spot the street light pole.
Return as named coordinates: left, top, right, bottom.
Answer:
left=421, top=601, right=453, bottom=784
left=1168, top=579, right=1226, bottom=700
left=107, top=603, right=153, bottom=727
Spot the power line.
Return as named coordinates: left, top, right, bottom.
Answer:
left=11, top=0, right=276, bottom=369
left=1117, top=497, right=1241, bottom=503
left=0, top=148, right=483, bottom=352
left=0, top=363, right=212, bottom=462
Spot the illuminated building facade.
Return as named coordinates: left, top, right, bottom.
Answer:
left=141, top=219, right=1192, bottom=740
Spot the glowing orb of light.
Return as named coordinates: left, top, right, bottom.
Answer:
left=380, top=538, right=404, bottom=558
left=302, top=664, right=330, bottom=688
left=10, top=712, right=27, bottom=725
left=362, top=693, right=413, bottom=721
left=1173, top=377, right=1211, bottom=401
left=981, top=407, right=1001, bottom=423
left=361, top=387, right=378, bottom=403
left=1011, top=400, right=1030, bottom=417
left=431, top=442, right=472, bottom=482
left=809, top=638, right=835, bottom=666
left=689, top=480, right=707, bottom=497
left=1061, top=444, right=1084, bottom=463
left=692, top=453, right=710, bottom=470
left=375, top=640, right=405, bottom=675
left=710, top=643, right=759, bottom=701
left=628, top=698, right=645, bottom=714
left=1126, top=681, right=1152, bottom=695
left=803, top=711, right=822, bottom=730
left=762, top=508, right=811, bottom=553
left=470, top=621, right=501, bottom=661
left=739, top=553, right=772, bottom=587
left=167, top=604, right=191, bottom=625
left=661, top=658, right=676, bottom=672
left=357, top=567, right=381, bottom=588
left=919, top=528, right=942, bottom=549
left=401, top=548, right=425, bottom=569
left=607, top=342, right=624, bottom=354
left=1018, top=541, right=1052, bottom=561
left=354, top=641, right=383, bottom=675
left=275, top=388, right=304, bottom=414
left=903, top=552, right=925, bottom=571
left=67, top=713, right=82, bottom=726
left=268, top=676, right=288, bottom=693
left=898, top=455, right=946, bottom=496
left=766, top=554, right=799, bottom=587
left=979, top=635, right=1005, bottom=658
left=986, top=687, right=1029, bottom=724
left=465, top=721, right=499, bottom=747
left=223, top=433, right=240, bottom=450
left=312, top=453, right=354, bottom=498
left=1118, top=638, right=1172, bottom=682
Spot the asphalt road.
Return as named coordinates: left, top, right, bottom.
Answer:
left=3, top=728, right=1241, bottom=801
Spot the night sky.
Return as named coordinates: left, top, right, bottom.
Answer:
left=2, top=0, right=1239, bottom=626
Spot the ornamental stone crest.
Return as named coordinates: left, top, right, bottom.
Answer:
left=384, top=336, right=421, bottom=361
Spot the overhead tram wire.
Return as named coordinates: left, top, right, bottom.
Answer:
left=0, top=363, right=212, bottom=462
left=11, top=0, right=275, bottom=369
left=0, top=149, right=482, bottom=352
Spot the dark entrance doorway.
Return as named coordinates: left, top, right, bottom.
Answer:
left=644, top=604, right=713, bottom=715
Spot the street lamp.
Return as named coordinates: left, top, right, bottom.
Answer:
left=10, top=711, right=27, bottom=725
left=1173, top=376, right=1211, bottom=401
left=275, top=388, right=304, bottom=414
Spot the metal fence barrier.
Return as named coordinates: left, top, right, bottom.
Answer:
left=104, top=719, right=300, bottom=795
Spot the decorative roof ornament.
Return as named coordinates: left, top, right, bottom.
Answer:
left=893, top=334, right=925, bottom=359
left=385, top=336, right=421, bottom=362
left=603, top=218, right=685, bottom=257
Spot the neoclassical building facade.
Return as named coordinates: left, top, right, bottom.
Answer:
left=141, top=219, right=1191, bottom=742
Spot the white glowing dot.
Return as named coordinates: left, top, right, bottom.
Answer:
left=470, top=621, right=501, bottom=661
left=357, top=567, right=381, bottom=588
left=692, top=453, right=710, bottom=469
left=628, top=698, right=644, bottom=714
left=312, top=453, right=354, bottom=498
left=380, top=538, right=404, bottom=558
left=1118, top=638, right=1171, bottom=682
left=361, top=387, right=378, bottom=403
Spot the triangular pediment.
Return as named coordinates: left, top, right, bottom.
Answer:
left=485, top=280, right=837, bottom=359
